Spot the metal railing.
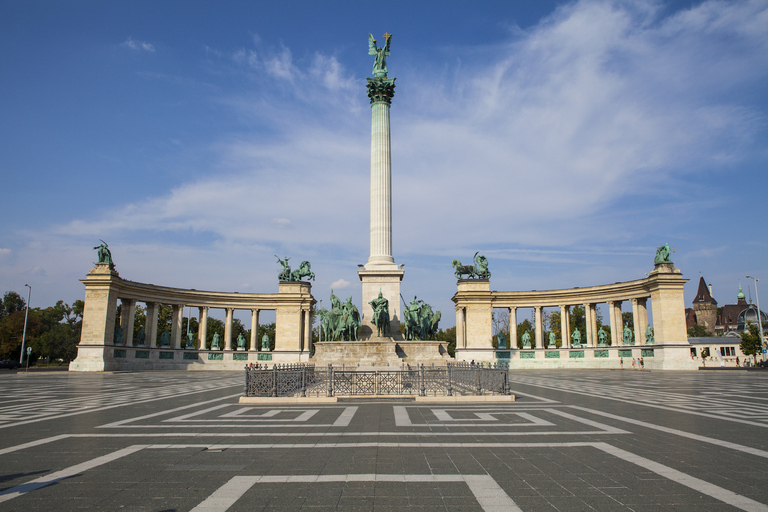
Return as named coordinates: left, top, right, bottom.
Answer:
left=244, top=362, right=509, bottom=397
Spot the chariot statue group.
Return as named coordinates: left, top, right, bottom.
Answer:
left=318, top=291, right=362, bottom=342
left=402, top=296, right=441, bottom=341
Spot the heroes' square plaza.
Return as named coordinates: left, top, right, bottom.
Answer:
left=4, top=33, right=767, bottom=512
left=2, top=370, right=768, bottom=511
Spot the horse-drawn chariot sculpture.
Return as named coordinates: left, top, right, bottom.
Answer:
left=451, top=252, right=490, bottom=279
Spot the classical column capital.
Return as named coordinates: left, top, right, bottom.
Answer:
left=367, top=77, right=396, bottom=105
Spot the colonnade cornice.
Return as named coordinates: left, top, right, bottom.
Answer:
left=92, top=276, right=315, bottom=310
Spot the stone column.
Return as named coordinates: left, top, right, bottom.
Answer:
left=559, top=305, right=568, bottom=348
left=366, top=77, right=396, bottom=267
left=583, top=303, right=592, bottom=346
left=120, top=299, right=136, bottom=347
left=563, top=306, right=571, bottom=348
left=198, top=307, right=208, bottom=350
left=534, top=306, right=543, bottom=349
left=638, top=299, right=648, bottom=344
left=590, top=304, right=598, bottom=347
left=647, top=266, right=689, bottom=344
left=456, top=307, right=465, bottom=349
left=632, top=299, right=641, bottom=346
left=224, top=308, right=234, bottom=351
left=609, top=301, right=619, bottom=346
left=250, top=309, right=259, bottom=351
left=171, top=305, right=183, bottom=349
left=509, top=307, right=517, bottom=349
left=145, top=302, right=158, bottom=347
left=304, top=309, right=311, bottom=354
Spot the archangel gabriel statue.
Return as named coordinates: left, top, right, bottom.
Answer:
left=368, top=33, right=392, bottom=78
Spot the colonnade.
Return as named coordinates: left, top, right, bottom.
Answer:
left=71, top=264, right=315, bottom=371
left=453, top=264, right=689, bottom=358
left=499, top=298, right=649, bottom=349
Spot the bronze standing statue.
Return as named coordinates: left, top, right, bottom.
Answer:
left=368, top=33, right=392, bottom=78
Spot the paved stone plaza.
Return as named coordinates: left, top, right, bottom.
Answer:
left=1, top=369, right=767, bottom=511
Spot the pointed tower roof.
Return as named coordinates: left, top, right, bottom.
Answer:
left=692, top=277, right=717, bottom=305
left=737, top=283, right=747, bottom=305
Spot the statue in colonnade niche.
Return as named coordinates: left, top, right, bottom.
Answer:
left=94, top=240, right=114, bottom=267
left=521, top=331, right=532, bottom=348
left=237, top=333, right=246, bottom=351
left=261, top=333, right=270, bottom=351
left=114, top=325, right=123, bottom=345
left=548, top=331, right=557, bottom=348
left=653, top=243, right=673, bottom=265
left=571, top=329, right=582, bottom=347
left=211, top=332, right=221, bottom=350
left=451, top=252, right=491, bottom=280
left=497, top=331, right=507, bottom=349
left=136, top=327, right=146, bottom=346
left=597, top=328, right=608, bottom=346
left=160, top=330, right=171, bottom=347
left=623, top=324, right=634, bottom=345
left=645, top=325, right=655, bottom=344
left=369, top=290, right=390, bottom=337
left=368, top=33, right=392, bottom=78
left=186, top=332, right=195, bottom=349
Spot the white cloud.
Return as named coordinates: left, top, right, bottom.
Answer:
left=121, top=37, right=155, bottom=53
left=331, top=279, right=351, bottom=289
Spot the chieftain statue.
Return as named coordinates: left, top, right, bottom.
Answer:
left=623, top=324, right=634, bottom=345
left=402, top=296, right=441, bottom=341
left=521, top=331, right=532, bottom=348
left=318, top=291, right=361, bottom=342
left=369, top=290, right=390, bottom=337
left=571, top=329, right=582, bottom=347
left=452, top=252, right=491, bottom=280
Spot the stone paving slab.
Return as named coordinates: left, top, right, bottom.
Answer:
left=0, top=370, right=767, bottom=511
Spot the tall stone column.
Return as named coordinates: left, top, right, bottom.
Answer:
left=631, top=299, right=640, bottom=345
left=560, top=305, right=568, bottom=348
left=250, top=309, right=259, bottom=352
left=145, top=302, right=158, bottom=347
left=199, top=307, right=208, bottom=350
left=120, top=299, right=136, bottom=347
left=171, top=305, right=183, bottom=349
left=224, top=308, right=234, bottom=351
left=638, top=299, right=648, bottom=344
left=590, top=304, right=598, bottom=347
left=609, top=301, right=619, bottom=346
left=509, top=307, right=517, bottom=349
left=358, top=74, right=404, bottom=340
left=534, top=306, right=543, bottom=349
left=583, top=303, right=592, bottom=346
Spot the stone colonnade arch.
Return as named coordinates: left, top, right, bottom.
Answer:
left=70, top=263, right=315, bottom=371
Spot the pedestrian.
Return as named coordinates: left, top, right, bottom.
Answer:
left=639, top=357, right=644, bottom=370
left=470, top=359, right=475, bottom=367
left=736, top=356, right=740, bottom=367
left=620, top=357, right=624, bottom=369
left=632, top=358, right=636, bottom=370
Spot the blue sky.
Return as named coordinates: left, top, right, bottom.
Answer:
left=2, top=0, right=767, bottom=327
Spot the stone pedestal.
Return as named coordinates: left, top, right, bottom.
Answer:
left=311, top=339, right=450, bottom=367
left=452, top=279, right=493, bottom=360
left=358, top=267, right=404, bottom=340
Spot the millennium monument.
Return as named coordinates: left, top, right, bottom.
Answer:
left=357, top=33, right=405, bottom=341
left=70, top=35, right=696, bottom=372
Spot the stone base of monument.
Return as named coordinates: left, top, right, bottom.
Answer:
left=311, top=339, right=452, bottom=367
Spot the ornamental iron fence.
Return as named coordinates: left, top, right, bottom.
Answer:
left=244, top=362, right=509, bottom=397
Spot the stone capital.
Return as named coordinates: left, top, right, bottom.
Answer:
left=367, top=77, right=396, bottom=105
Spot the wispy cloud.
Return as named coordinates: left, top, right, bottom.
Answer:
left=121, top=37, right=156, bottom=53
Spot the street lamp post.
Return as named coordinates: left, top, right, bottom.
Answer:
left=746, top=276, right=766, bottom=363
left=20, top=284, right=31, bottom=365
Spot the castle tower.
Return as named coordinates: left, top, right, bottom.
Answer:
left=692, top=276, right=718, bottom=334
left=358, top=33, right=404, bottom=340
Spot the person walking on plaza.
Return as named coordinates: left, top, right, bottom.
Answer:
left=620, top=357, right=623, bottom=369
left=639, top=357, right=644, bottom=370
left=632, top=358, right=636, bottom=370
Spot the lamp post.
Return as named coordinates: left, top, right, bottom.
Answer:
left=19, top=284, right=31, bottom=365
left=746, top=276, right=766, bottom=363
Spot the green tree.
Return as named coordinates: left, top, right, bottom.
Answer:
left=0, top=291, right=26, bottom=318
left=688, top=324, right=713, bottom=337
left=622, top=312, right=634, bottom=330
left=740, top=322, right=762, bottom=364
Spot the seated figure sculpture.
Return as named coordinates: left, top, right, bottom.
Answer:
left=521, top=331, right=532, bottom=348
left=571, top=329, right=582, bottom=347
